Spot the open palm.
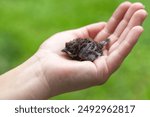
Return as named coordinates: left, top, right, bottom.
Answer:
left=36, top=2, right=147, bottom=97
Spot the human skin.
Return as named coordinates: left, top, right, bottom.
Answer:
left=0, top=2, right=148, bottom=99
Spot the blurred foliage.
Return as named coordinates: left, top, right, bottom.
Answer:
left=0, top=0, right=150, bottom=99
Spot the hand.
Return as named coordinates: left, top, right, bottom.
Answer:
left=34, top=2, right=147, bottom=98
left=0, top=2, right=147, bottom=99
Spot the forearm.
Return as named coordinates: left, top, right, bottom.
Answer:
left=0, top=55, right=49, bottom=100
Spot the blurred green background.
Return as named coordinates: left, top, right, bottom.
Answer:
left=0, top=0, right=150, bottom=99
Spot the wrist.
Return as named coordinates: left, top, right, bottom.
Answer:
left=0, top=54, right=49, bottom=99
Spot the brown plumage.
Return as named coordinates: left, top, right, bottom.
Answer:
left=62, top=38, right=110, bottom=61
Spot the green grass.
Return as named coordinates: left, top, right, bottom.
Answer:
left=0, top=0, right=150, bottom=99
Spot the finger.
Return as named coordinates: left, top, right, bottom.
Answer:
left=75, top=22, right=106, bottom=39
left=109, top=2, right=145, bottom=45
left=95, top=1, right=131, bottom=42
left=109, top=9, right=147, bottom=53
left=107, top=26, right=143, bottom=73
left=117, top=9, right=147, bottom=44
